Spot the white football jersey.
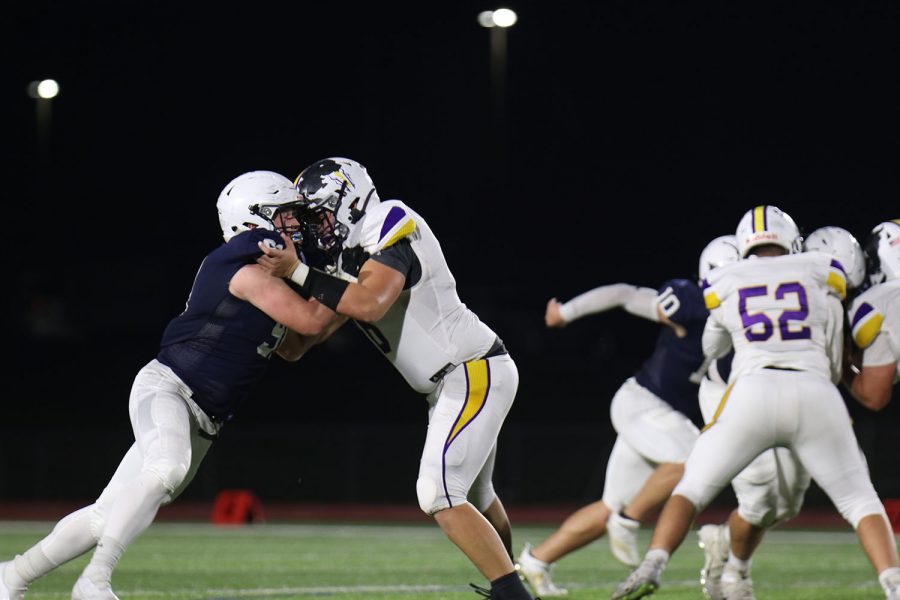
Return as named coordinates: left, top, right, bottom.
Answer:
left=702, top=251, right=847, bottom=382
left=848, top=278, right=900, bottom=381
left=343, top=200, right=497, bottom=393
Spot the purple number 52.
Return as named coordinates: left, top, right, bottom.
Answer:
left=738, top=282, right=811, bottom=342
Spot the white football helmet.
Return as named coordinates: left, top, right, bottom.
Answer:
left=803, top=226, right=866, bottom=290
left=217, top=171, right=302, bottom=242
left=698, top=235, right=739, bottom=283
left=864, top=219, right=900, bottom=285
left=735, top=205, right=802, bottom=257
left=293, top=157, right=380, bottom=266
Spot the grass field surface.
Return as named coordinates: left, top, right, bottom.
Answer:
left=0, top=521, right=891, bottom=599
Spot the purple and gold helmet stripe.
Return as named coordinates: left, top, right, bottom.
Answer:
left=752, top=205, right=768, bottom=233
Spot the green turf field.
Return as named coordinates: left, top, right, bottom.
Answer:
left=0, top=521, right=891, bottom=599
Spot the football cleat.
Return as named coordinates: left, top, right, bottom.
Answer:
left=516, top=543, right=568, bottom=596
left=698, top=524, right=730, bottom=600
left=607, top=512, right=641, bottom=567
left=71, top=575, right=120, bottom=600
left=721, top=574, right=755, bottom=600
left=0, top=561, right=26, bottom=600
left=610, top=555, right=664, bottom=600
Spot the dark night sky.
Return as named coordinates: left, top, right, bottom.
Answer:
left=8, top=0, right=900, bottom=429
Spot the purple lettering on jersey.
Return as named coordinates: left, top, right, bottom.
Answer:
left=739, top=285, right=772, bottom=341
left=776, top=282, right=811, bottom=340
left=851, top=302, right=874, bottom=329
left=380, top=206, right=407, bottom=241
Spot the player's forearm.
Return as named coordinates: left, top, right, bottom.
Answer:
left=559, top=284, right=657, bottom=323
left=336, top=284, right=392, bottom=323
left=848, top=368, right=894, bottom=411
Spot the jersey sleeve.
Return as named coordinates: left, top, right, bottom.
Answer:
left=369, top=238, right=416, bottom=278
left=357, top=200, right=417, bottom=254
left=824, top=258, right=848, bottom=301
left=850, top=299, right=884, bottom=350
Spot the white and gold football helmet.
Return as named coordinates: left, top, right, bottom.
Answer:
left=804, top=226, right=866, bottom=290
left=735, top=205, right=803, bottom=257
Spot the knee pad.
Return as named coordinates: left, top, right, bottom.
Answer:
left=89, top=503, right=107, bottom=541
left=417, top=476, right=457, bottom=515
left=843, top=500, right=889, bottom=529
left=146, top=461, right=188, bottom=495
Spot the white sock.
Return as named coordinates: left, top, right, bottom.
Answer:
left=9, top=505, right=97, bottom=587
left=645, top=548, right=670, bottom=565
left=526, top=549, right=549, bottom=568
left=879, top=566, right=900, bottom=593
left=83, top=537, right=126, bottom=586
left=721, top=551, right=751, bottom=582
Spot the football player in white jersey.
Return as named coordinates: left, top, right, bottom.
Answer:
left=696, top=225, right=868, bottom=600
left=845, top=220, right=900, bottom=412
left=513, top=235, right=734, bottom=597
left=0, top=172, right=335, bottom=600
left=613, top=205, right=900, bottom=600
left=255, top=158, right=533, bottom=600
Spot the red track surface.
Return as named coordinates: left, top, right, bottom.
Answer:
left=0, top=501, right=856, bottom=528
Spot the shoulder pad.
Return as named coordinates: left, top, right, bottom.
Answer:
left=357, top=200, right=417, bottom=254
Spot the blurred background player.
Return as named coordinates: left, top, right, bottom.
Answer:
left=515, top=235, right=734, bottom=596
left=612, top=205, right=900, bottom=600
left=844, top=220, right=900, bottom=412
left=695, top=225, right=868, bottom=600
left=256, top=157, right=534, bottom=600
left=0, top=172, right=334, bottom=600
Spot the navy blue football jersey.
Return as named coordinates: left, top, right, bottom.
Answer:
left=633, top=278, right=708, bottom=423
left=157, top=229, right=289, bottom=421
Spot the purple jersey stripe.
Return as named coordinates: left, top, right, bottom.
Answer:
left=851, top=302, right=874, bottom=329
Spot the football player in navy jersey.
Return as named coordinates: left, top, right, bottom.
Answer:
left=0, top=171, right=336, bottom=600
left=256, top=158, right=535, bottom=600
left=510, top=236, right=733, bottom=597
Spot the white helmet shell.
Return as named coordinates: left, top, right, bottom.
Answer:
left=294, top=157, right=380, bottom=243
left=217, top=171, right=301, bottom=242
left=735, top=205, right=802, bottom=257
left=698, top=234, right=739, bottom=283
left=864, top=220, right=900, bottom=286
left=803, top=226, right=866, bottom=290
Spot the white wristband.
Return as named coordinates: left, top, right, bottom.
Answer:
left=289, top=262, right=310, bottom=286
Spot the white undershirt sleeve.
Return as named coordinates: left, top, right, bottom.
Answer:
left=558, top=284, right=660, bottom=324
left=702, top=314, right=732, bottom=359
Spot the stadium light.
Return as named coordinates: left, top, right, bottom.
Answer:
left=27, top=79, right=60, bottom=99
left=477, top=8, right=518, bottom=28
